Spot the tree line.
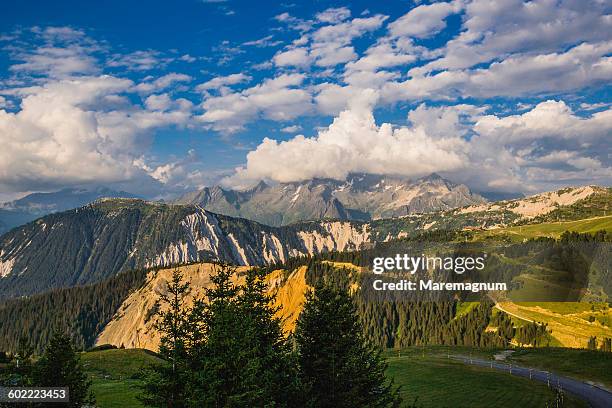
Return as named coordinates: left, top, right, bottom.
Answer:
left=138, top=264, right=402, bottom=407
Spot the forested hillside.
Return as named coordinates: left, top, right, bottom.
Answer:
left=0, top=199, right=369, bottom=299
left=2, top=230, right=609, bottom=354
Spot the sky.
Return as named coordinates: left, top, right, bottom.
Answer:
left=0, top=0, right=610, bottom=201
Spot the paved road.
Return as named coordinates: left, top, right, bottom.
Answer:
left=453, top=355, right=612, bottom=408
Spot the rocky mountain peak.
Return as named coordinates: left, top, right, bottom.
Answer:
left=175, top=173, right=486, bottom=226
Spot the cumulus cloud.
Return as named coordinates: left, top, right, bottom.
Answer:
left=198, top=73, right=313, bottom=133
left=383, top=41, right=612, bottom=101
left=416, top=0, right=612, bottom=73
left=273, top=13, right=388, bottom=69
left=345, top=40, right=418, bottom=72
left=388, top=1, right=461, bottom=39
left=273, top=48, right=311, bottom=67
left=196, top=73, right=251, bottom=91
left=3, top=1, right=612, bottom=196
left=315, top=7, right=351, bottom=24
left=134, top=72, right=193, bottom=93
left=225, top=99, right=612, bottom=192
left=0, top=76, right=192, bottom=192
left=408, top=103, right=487, bottom=138
left=474, top=100, right=612, bottom=144
left=280, top=124, right=302, bottom=133
left=466, top=100, right=612, bottom=191
left=224, top=96, right=468, bottom=187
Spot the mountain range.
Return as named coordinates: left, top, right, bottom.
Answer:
left=0, top=198, right=370, bottom=299
left=175, top=173, right=487, bottom=226
left=0, top=187, right=137, bottom=235
left=0, top=184, right=608, bottom=300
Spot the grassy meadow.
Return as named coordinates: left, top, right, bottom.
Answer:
left=81, top=347, right=607, bottom=407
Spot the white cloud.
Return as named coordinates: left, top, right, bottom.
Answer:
left=345, top=40, right=417, bottom=72
left=0, top=76, right=192, bottom=192
left=145, top=94, right=172, bottom=111
left=142, top=149, right=201, bottom=185
left=316, top=7, right=351, bottom=24
left=198, top=73, right=313, bottom=133
left=224, top=96, right=468, bottom=186
left=407, top=103, right=487, bottom=138
left=273, top=12, right=313, bottom=32
left=388, top=1, right=460, bottom=39
left=39, top=26, right=87, bottom=42
left=107, top=50, right=171, bottom=71
left=273, top=48, right=311, bottom=67
left=134, top=72, right=192, bottom=94
left=465, top=41, right=612, bottom=97
left=275, top=12, right=293, bottom=22
left=417, top=0, right=612, bottom=73
left=580, top=102, right=609, bottom=111
left=196, top=73, right=251, bottom=91
left=312, top=15, right=387, bottom=45
left=179, top=54, right=196, bottom=62
left=383, top=41, right=612, bottom=101
left=474, top=100, right=612, bottom=143
left=280, top=124, right=302, bottom=133
left=311, top=45, right=357, bottom=67
left=272, top=13, right=388, bottom=69
left=243, top=35, right=283, bottom=48
left=10, top=45, right=99, bottom=78
left=225, top=99, right=612, bottom=192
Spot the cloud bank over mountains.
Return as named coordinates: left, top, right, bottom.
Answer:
left=0, top=0, right=610, bottom=198
left=225, top=96, right=612, bottom=192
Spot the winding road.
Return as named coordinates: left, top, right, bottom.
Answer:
left=454, top=355, right=612, bottom=408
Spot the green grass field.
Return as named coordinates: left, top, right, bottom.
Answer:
left=386, top=351, right=588, bottom=407
left=507, top=348, right=612, bottom=389
left=81, top=347, right=604, bottom=407
left=517, top=302, right=609, bottom=316
left=81, top=348, right=162, bottom=408
left=90, top=379, right=145, bottom=408
left=477, top=215, right=612, bottom=241
left=495, top=302, right=612, bottom=349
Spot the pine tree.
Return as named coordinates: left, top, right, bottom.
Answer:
left=140, top=269, right=191, bottom=408
left=295, top=283, right=401, bottom=408
left=32, top=331, right=94, bottom=408
left=186, top=265, right=298, bottom=407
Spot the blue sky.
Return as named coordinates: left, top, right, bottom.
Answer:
left=0, top=0, right=610, bottom=200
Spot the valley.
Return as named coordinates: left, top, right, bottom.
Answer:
left=0, top=182, right=609, bottom=407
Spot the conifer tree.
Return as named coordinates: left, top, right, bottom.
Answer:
left=140, top=269, right=191, bottom=408
left=32, top=331, right=94, bottom=408
left=186, top=265, right=298, bottom=407
left=295, top=283, right=401, bottom=408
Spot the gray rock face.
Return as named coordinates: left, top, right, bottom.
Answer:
left=0, top=199, right=369, bottom=299
left=176, top=173, right=487, bottom=226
